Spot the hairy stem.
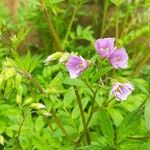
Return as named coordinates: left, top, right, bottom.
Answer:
left=39, top=0, right=63, bottom=52
left=73, top=86, right=91, bottom=145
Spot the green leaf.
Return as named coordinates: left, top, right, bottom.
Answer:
left=72, top=97, right=89, bottom=119
left=63, top=87, right=75, bottom=107
left=99, top=66, right=113, bottom=77
left=99, top=109, right=115, bottom=147
left=108, top=108, right=123, bottom=127
left=144, top=99, right=150, bottom=131
left=133, top=79, right=149, bottom=95
left=122, top=25, right=150, bottom=45
left=110, top=0, right=123, bottom=6
left=35, top=116, right=45, bottom=133
left=117, top=109, right=141, bottom=144
left=63, top=77, right=86, bottom=87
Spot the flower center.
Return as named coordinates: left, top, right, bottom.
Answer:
left=76, top=62, right=84, bottom=69
left=116, top=56, right=121, bottom=62
left=101, top=47, right=108, bottom=51
left=115, top=85, right=122, bottom=94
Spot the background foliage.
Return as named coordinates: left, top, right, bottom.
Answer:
left=0, top=0, right=150, bottom=149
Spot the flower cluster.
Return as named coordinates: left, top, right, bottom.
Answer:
left=45, top=37, right=134, bottom=101
left=95, top=38, right=128, bottom=69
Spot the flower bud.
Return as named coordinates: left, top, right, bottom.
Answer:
left=30, top=103, right=46, bottom=109
left=4, top=68, right=16, bottom=79
left=44, top=52, right=63, bottom=65
left=15, top=74, right=22, bottom=88
left=59, top=52, right=70, bottom=64
left=0, top=75, right=5, bottom=89
left=0, top=135, right=4, bottom=146
left=16, top=94, right=22, bottom=105
left=4, top=58, right=15, bottom=67
left=40, top=110, right=52, bottom=117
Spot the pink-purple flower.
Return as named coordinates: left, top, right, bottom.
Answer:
left=66, top=55, right=89, bottom=79
left=109, top=48, right=128, bottom=69
left=111, top=82, right=134, bottom=101
left=95, top=38, right=115, bottom=58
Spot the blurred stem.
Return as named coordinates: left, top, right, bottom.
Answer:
left=121, top=8, right=130, bottom=38
left=115, top=7, right=119, bottom=41
left=127, top=136, right=150, bottom=140
left=63, top=5, right=79, bottom=48
left=16, top=108, right=28, bottom=149
left=101, top=0, right=108, bottom=37
left=73, top=86, right=91, bottom=145
left=39, top=0, right=63, bottom=52
left=132, top=53, right=150, bottom=76
left=85, top=88, right=98, bottom=128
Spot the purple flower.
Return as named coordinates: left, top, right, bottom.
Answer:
left=111, top=82, right=134, bottom=101
left=66, top=55, right=89, bottom=79
left=109, top=48, right=128, bottom=69
left=95, top=38, right=115, bottom=58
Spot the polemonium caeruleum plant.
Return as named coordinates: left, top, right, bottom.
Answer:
left=0, top=0, right=150, bottom=149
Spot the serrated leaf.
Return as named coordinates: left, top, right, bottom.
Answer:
left=117, top=109, right=141, bottom=144
left=99, top=110, right=115, bottom=147
left=35, top=116, right=45, bottom=133
left=108, top=108, right=123, bottom=127
left=63, top=88, right=75, bottom=107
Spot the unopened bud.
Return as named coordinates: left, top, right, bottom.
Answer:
left=88, top=60, right=94, bottom=67
left=4, top=68, right=16, bottom=79
left=0, top=75, right=5, bottom=89
left=44, top=52, right=63, bottom=65
left=16, top=94, right=22, bottom=104
left=4, top=58, right=15, bottom=67
left=15, top=74, right=22, bottom=88
left=30, top=103, right=46, bottom=109
left=0, top=135, right=4, bottom=146
left=59, top=52, right=70, bottom=64
left=41, top=110, right=52, bottom=117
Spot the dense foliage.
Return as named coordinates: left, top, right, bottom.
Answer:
left=0, top=0, right=150, bottom=149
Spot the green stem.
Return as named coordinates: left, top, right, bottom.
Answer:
left=16, top=109, right=26, bottom=150
left=133, top=52, right=150, bottom=76
left=50, top=109, right=75, bottom=145
left=73, top=86, right=91, bottom=145
left=127, top=136, right=150, bottom=140
left=39, top=0, right=63, bottom=52
left=101, top=0, right=108, bottom=37
left=115, top=7, right=119, bottom=41
left=15, top=69, right=44, bottom=93
left=121, top=8, right=130, bottom=38
left=75, top=88, right=98, bottom=145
